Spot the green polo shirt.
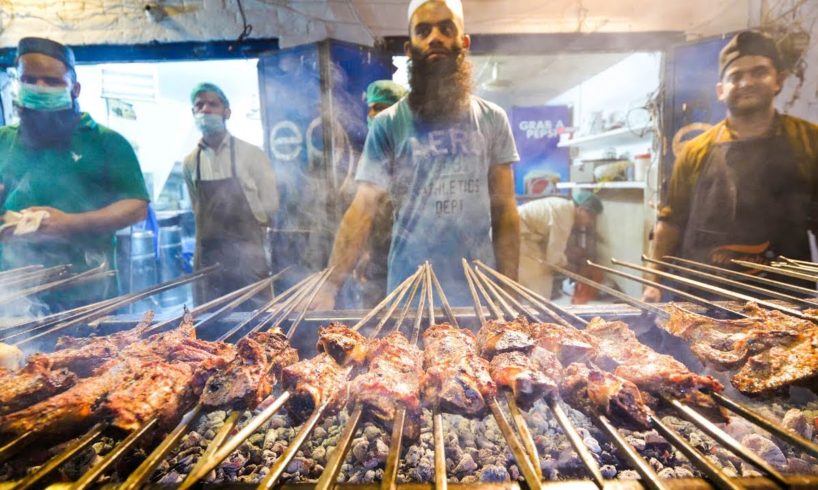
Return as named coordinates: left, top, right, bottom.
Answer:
left=0, top=113, right=150, bottom=278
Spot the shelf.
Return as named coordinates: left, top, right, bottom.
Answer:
left=556, top=181, right=646, bottom=190
left=557, top=125, right=652, bottom=149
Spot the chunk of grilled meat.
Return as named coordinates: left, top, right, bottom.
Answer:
left=316, top=322, right=369, bottom=366
left=732, top=327, right=818, bottom=395
left=586, top=318, right=726, bottom=420
left=663, top=303, right=811, bottom=371
left=201, top=328, right=298, bottom=409
left=477, top=318, right=535, bottom=358
left=529, top=322, right=599, bottom=364
left=281, top=353, right=351, bottom=423
left=490, top=349, right=558, bottom=409
left=102, top=360, right=200, bottom=431
left=0, top=358, right=142, bottom=436
left=350, top=332, right=423, bottom=439
left=26, top=311, right=154, bottom=377
left=0, top=315, right=235, bottom=436
left=421, top=324, right=496, bottom=417
left=0, top=360, right=77, bottom=415
left=560, top=362, right=651, bottom=430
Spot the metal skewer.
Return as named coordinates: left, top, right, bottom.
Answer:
left=665, top=255, right=818, bottom=297
left=594, top=414, right=668, bottom=490
left=586, top=260, right=748, bottom=318
left=0, top=265, right=42, bottom=280
left=0, top=267, right=113, bottom=306
left=732, top=259, right=818, bottom=283
left=641, top=256, right=818, bottom=308
left=612, top=257, right=816, bottom=321
left=0, top=430, right=34, bottom=464
left=13, top=422, right=107, bottom=490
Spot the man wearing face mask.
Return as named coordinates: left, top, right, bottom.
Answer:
left=312, top=0, right=520, bottom=309
left=182, top=83, right=279, bottom=304
left=0, top=37, right=149, bottom=307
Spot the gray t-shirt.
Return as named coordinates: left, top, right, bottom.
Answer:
left=356, top=96, right=519, bottom=305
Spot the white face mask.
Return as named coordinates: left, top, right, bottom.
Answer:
left=194, top=113, right=226, bottom=136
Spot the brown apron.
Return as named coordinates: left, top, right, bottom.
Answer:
left=193, top=137, right=270, bottom=304
left=680, top=125, right=811, bottom=285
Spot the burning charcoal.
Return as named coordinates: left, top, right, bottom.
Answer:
left=479, top=464, right=510, bottom=482
left=405, top=445, right=422, bottom=466
left=674, top=467, right=695, bottom=478
left=787, top=457, right=812, bottom=473
left=312, top=426, right=327, bottom=439
left=583, top=436, right=601, bottom=454
left=724, top=416, right=757, bottom=442
left=454, top=453, right=478, bottom=475
left=352, top=438, right=369, bottom=463
left=783, top=409, right=813, bottom=440
left=741, top=434, right=787, bottom=470
left=600, top=464, right=617, bottom=478
left=286, top=456, right=312, bottom=474
left=269, top=415, right=288, bottom=429
left=649, top=457, right=663, bottom=472
left=618, top=469, right=641, bottom=480
left=658, top=467, right=676, bottom=479
left=363, top=424, right=381, bottom=441
left=625, top=436, right=646, bottom=451
left=312, top=446, right=326, bottom=463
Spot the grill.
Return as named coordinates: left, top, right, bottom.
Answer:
left=1, top=257, right=818, bottom=490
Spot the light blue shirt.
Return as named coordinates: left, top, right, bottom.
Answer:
left=356, top=96, right=519, bottom=305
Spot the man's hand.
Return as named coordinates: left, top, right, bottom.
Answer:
left=642, top=285, right=662, bottom=303
left=27, top=206, right=80, bottom=238
left=309, top=281, right=339, bottom=312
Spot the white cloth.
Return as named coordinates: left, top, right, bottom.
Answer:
left=407, top=0, right=464, bottom=22
left=182, top=133, right=279, bottom=225
left=517, top=196, right=575, bottom=299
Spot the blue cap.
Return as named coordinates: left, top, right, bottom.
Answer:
left=16, top=37, right=75, bottom=70
left=365, top=80, right=407, bottom=106
left=191, top=82, right=230, bottom=108
left=573, top=191, right=603, bottom=215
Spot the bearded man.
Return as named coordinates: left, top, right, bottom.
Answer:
left=313, top=0, right=520, bottom=308
left=642, top=31, right=818, bottom=302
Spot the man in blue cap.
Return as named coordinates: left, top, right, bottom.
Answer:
left=183, top=83, right=279, bottom=304
left=518, top=191, right=603, bottom=299
left=0, top=37, right=150, bottom=308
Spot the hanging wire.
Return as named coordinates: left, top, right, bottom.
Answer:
left=236, top=0, right=253, bottom=42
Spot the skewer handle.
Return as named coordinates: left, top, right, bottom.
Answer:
left=594, top=414, right=669, bottom=490
left=381, top=407, right=407, bottom=490
left=548, top=399, right=605, bottom=488
left=315, top=404, right=364, bottom=490
left=433, top=410, right=448, bottom=490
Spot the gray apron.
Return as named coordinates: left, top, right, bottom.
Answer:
left=193, top=137, right=270, bottom=304
left=680, top=125, right=811, bottom=277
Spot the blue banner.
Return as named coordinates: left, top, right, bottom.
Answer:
left=511, top=105, right=572, bottom=196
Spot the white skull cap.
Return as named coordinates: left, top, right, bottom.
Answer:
left=407, top=0, right=464, bottom=24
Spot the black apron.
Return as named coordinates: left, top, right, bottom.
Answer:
left=680, top=125, right=812, bottom=283
left=193, top=137, right=270, bottom=304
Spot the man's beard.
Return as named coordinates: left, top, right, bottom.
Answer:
left=407, top=45, right=473, bottom=124
left=18, top=102, right=80, bottom=149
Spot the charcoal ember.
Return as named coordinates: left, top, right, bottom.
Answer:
left=625, top=435, right=646, bottom=451
left=454, top=453, right=478, bottom=474
left=352, top=438, right=369, bottom=463
left=649, top=457, right=663, bottom=472
left=644, top=432, right=671, bottom=452
left=787, top=457, right=812, bottom=473
left=479, top=464, right=510, bottom=482
left=658, top=467, right=676, bottom=479
left=405, top=445, right=423, bottom=465
left=600, top=464, right=617, bottom=478
left=724, top=416, right=757, bottom=442
left=286, top=456, right=313, bottom=474
left=157, top=470, right=185, bottom=485
left=312, top=446, right=326, bottom=463
left=312, top=426, right=327, bottom=439
left=783, top=409, right=813, bottom=440
left=674, top=466, right=695, bottom=478
left=269, top=415, right=288, bottom=429
left=741, top=434, right=787, bottom=470
left=410, top=458, right=434, bottom=482
left=583, top=436, right=601, bottom=454
left=219, top=452, right=247, bottom=480
left=618, top=469, right=641, bottom=480
left=374, top=438, right=390, bottom=461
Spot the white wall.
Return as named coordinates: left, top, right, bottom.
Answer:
left=75, top=58, right=263, bottom=199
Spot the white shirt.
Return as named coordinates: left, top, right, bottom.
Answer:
left=182, top=133, right=279, bottom=225
left=518, top=196, right=575, bottom=266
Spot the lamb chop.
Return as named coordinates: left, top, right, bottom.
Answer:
left=477, top=318, right=535, bottom=358
left=281, top=352, right=352, bottom=423
left=560, top=362, right=651, bottom=430
left=25, top=311, right=154, bottom=377
left=529, top=321, right=599, bottom=364
left=585, top=318, right=726, bottom=420
left=316, top=322, right=369, bottom=366
left=200, top=328, right=298, bottom=409
left=349, top=331, right=423, bottom=439
left=421, top=323, right=496, bottom=417
left=0, top=360, right=77, bottom=415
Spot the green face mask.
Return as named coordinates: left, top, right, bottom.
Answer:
left=15, top=82, right=73, bottom=112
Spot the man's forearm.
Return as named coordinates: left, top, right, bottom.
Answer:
left=645, top=221, right=682, bottom=281
left=75, top=199, right=148, bottom=234
left=326, top=195, right=378, bottom=289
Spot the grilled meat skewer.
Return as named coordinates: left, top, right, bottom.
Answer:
left=316, top=322, right=369, bottom=366
left=421, top=323, right=496, bottom=417
left=0, top=361, right=77, bottom=416
left=281, top=352, right=352, bottom=423
left=201, top=328, right=298, bottom=409
left=477, top=318, right=535, bottom=358
left=489, top=348, right=558, bottom=409
left=349, top=331, right=423, bottom=438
